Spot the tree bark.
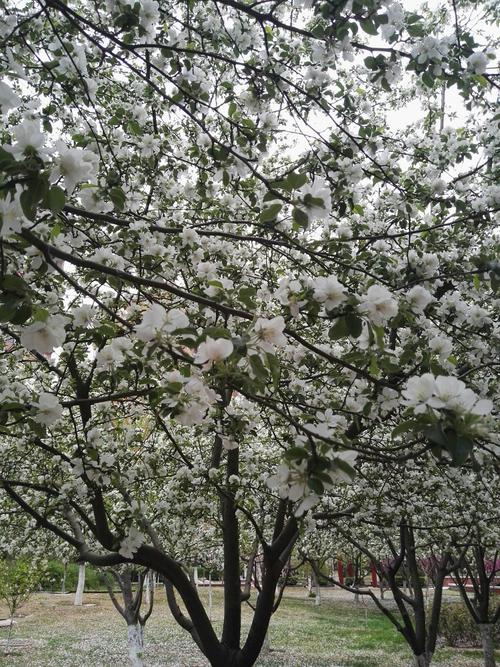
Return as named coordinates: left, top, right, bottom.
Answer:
left=144, top=571, right=153, bottom=607
left=479, top=624, right=496, bottom=667
left=74, top=563, right=85, bottom=606
left=127, top=623, right=144, bottom=667
left=412, top=652, right=432, bottom=667
left=312, top=569, right=321, bottom=606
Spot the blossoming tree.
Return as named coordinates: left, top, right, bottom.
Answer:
left=0, top=0, right=499, bottom=665
left=310, top=452, right=500, bottom=667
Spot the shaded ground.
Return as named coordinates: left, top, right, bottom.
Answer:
left=0, top=587, right=495, bottom=666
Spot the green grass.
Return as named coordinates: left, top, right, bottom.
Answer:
left=0, top=588, right=496, bottom=666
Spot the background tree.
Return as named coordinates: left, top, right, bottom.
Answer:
left=0, top=559, right=44, bottom=650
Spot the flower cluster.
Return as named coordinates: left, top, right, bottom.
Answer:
left=402, top=374, right=493, bottom=418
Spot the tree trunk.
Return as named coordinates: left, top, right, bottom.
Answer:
left=315, top=582, right=321, bottom=606
left=127, top=623, right=144, bottom=667
left=312, top=570, right=321, bottom=606
left=6, top=617, right=14, bottom=650
left=74, top=563, right=85, bottom=606
left=379, top=580, right=385, bottom=599
left=61, top=561, right=67, bottom=594
left=412, top=652, right=433, bottom=667
left=144, top=571, right=153, bottom=607
left=479, top=624, right=496, bottom=667
left=261, top=631, right=271, bottom=654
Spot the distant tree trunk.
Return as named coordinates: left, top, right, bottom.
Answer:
left=74, top=563, right=85, bottom=606
left=6, top=616, right=14, bottom=649
left=127, top=623, right=144, bottom=667
left=479, top=624, right=496, bottom=667
left=61, top=561, right=67, bottom=594
left=144, top=571, right=153, bottom=607
left=106, top=567, right=153, bottom=667
left=379, top=578, right=385, bottom=599
left=312, top=568, right=321, bottom=606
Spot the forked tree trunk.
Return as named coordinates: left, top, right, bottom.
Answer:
left=127, top=623, right=144, bottom=667
left=74, top=563, right=85, bottom=606
left=412, top=652, right=433, bottom=667
left=479, top=624, right=496, bottom=667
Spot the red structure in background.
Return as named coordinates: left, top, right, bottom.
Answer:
left=337, top=559, right=344, bottom=585
left=335, top=559, right=379, bottom=587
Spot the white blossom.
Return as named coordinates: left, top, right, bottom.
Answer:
left=4, top=119, right=45, bottom=159
left=406, top=285, right=434, bottom=313
left=33, top=392, right=63, bottom=426
left=0, top=81, right=21, bottom=113
left=194, top=337, right=233, bottom=369
left=52, top=145, right=97, bottom=194
left=253, top=316, right=287, bottom=353
left=313, top=276, right=348, bottom=310
left=134, top=304, right=189, bottom=341
left=20, top=315, right=68, bottom=355
left=467, top=52, right=488, bottom=75
left=0, top=189, right=27, bottom=237
left=119, top=526, right=144, bottom=559
left=357, top=285, right=398, bottom=326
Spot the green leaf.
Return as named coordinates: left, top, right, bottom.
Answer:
left=249, top=353, right=268, bottom=380
left=285, top=172, right=308, bottom=190
left=46, top=186, right=66, bottom=214
left=391, top=419, right=422, bottom=439
left=372, top=325, right=385, bottom=350
left=329, top=317, right=348, bottom=340
left=423, top=424, right=448, bottom=448
left=109, top=186, right=126, bottom=211
left=451, top=435, right=474, bottom=466
left=32, top=307, right=50, bottom=322
left=421, top=72, right=435, bottom=88
left=345, top=313, right=363, bottom=338
left=202, top=326, right=232, bottom=340
left=0, top=147, right=16, bottom=170
left=20, top=188, right=38, bottom=221
left=307, top=477, right=324, bottom=494
left=0, top=274, right=29, bottom=295
left=284, top=446, right=308, bottom=461
left=360, top=19, right=378, bottom=35
left=266, top=352, right=280, bottom=389
left=10, top=304, right=32, bottom=325
left=364, top=56, right=378, bottom=70
left=292, top=207, right=309, bottom=228
left=238, top=286, right=257, bottom=309
left=334, top=458, right=356, bottom=480
left=259, top=202, right=282, bottom=223
left=369, top=355, right=380, bottom=377
left=407, top=23, right=425, bottom=37
left=0, top=302, right=19, bottom=322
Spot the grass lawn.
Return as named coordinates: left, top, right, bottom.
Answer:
left=0, top=587, right=495, bottom=666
